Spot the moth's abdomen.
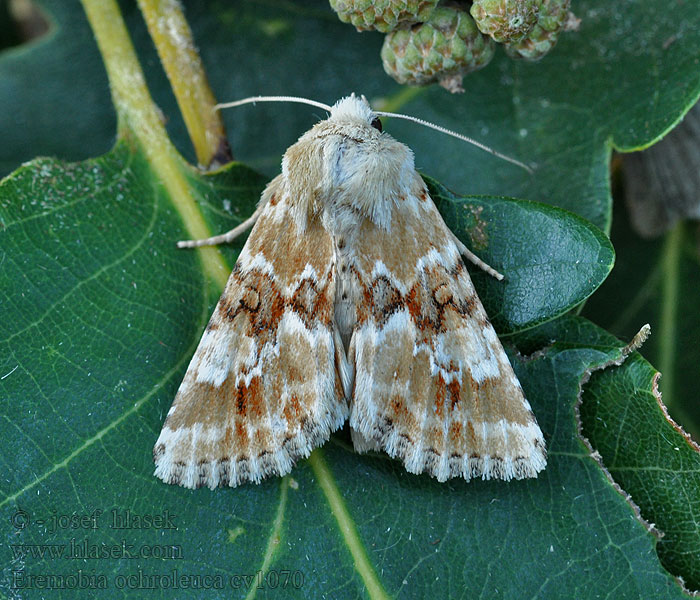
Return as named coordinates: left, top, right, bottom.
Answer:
left=333, top=233, right=361, bottom=353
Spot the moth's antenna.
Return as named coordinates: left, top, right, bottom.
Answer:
left=215, top=96, right=333, bottom=113
left=374, top=110, right=534, bottom=174
left=216, top=96, right=533, bottom=174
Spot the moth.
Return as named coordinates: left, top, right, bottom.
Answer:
left=153, top=94, right=546, bottom=489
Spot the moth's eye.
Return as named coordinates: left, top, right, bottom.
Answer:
left=370, top=117, right=382, bottom=132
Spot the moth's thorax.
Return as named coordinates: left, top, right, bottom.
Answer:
left=281, top=95, right=417, bottom=231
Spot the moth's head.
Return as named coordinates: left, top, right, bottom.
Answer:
left=327, top=94, right=384, bottom=135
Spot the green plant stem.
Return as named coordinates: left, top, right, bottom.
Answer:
left=80, top=0, right=230, bottom=288
left=658, top=221, right=682, bottom=412
left=137, top=0, right=230, bottom=167
left=308, top=450, right=390, bottom=600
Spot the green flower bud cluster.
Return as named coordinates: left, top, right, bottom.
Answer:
left=381, top=6, right=495, bottom=93
left=329, top=0, right=441, bottom=33
left=329, top=0, right=579, bottom=93
left=470, top=0, right=541, bottom=43
left=503, top=0, right=580, bottom=61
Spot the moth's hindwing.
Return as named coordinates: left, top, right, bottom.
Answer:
left=154, top=179, right=347, bottom=488
left=349, top=190, right=546, bottom=482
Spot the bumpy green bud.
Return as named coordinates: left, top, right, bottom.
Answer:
left=470, top=0, right=542, bottom=43
left=505, top=0, right=578, bottom=60
left=329, top=0, right=439, bottom=33
left=381, top=6, right=495, bottom=93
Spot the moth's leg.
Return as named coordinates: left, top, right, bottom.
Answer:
left=449, top=231, right=504, bottom=281
left=177, top=198, right=267, bottom=248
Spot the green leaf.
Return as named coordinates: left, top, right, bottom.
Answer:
left=0, top=2, right=21, bottom=51
left=0, top=150, right=689, bottom=594
left=579, top=196, right=700, bottom=588
left=519, top=315, right=700, bottom=590
left=2, top=0, right=700, bottom=597
left=581, top=349, right=700, bottom=591
left=0, top=0, right=115, bottom=176
left=426, top=176, right=614, bottom=332
left=583, top=195, right=700, bottom=442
